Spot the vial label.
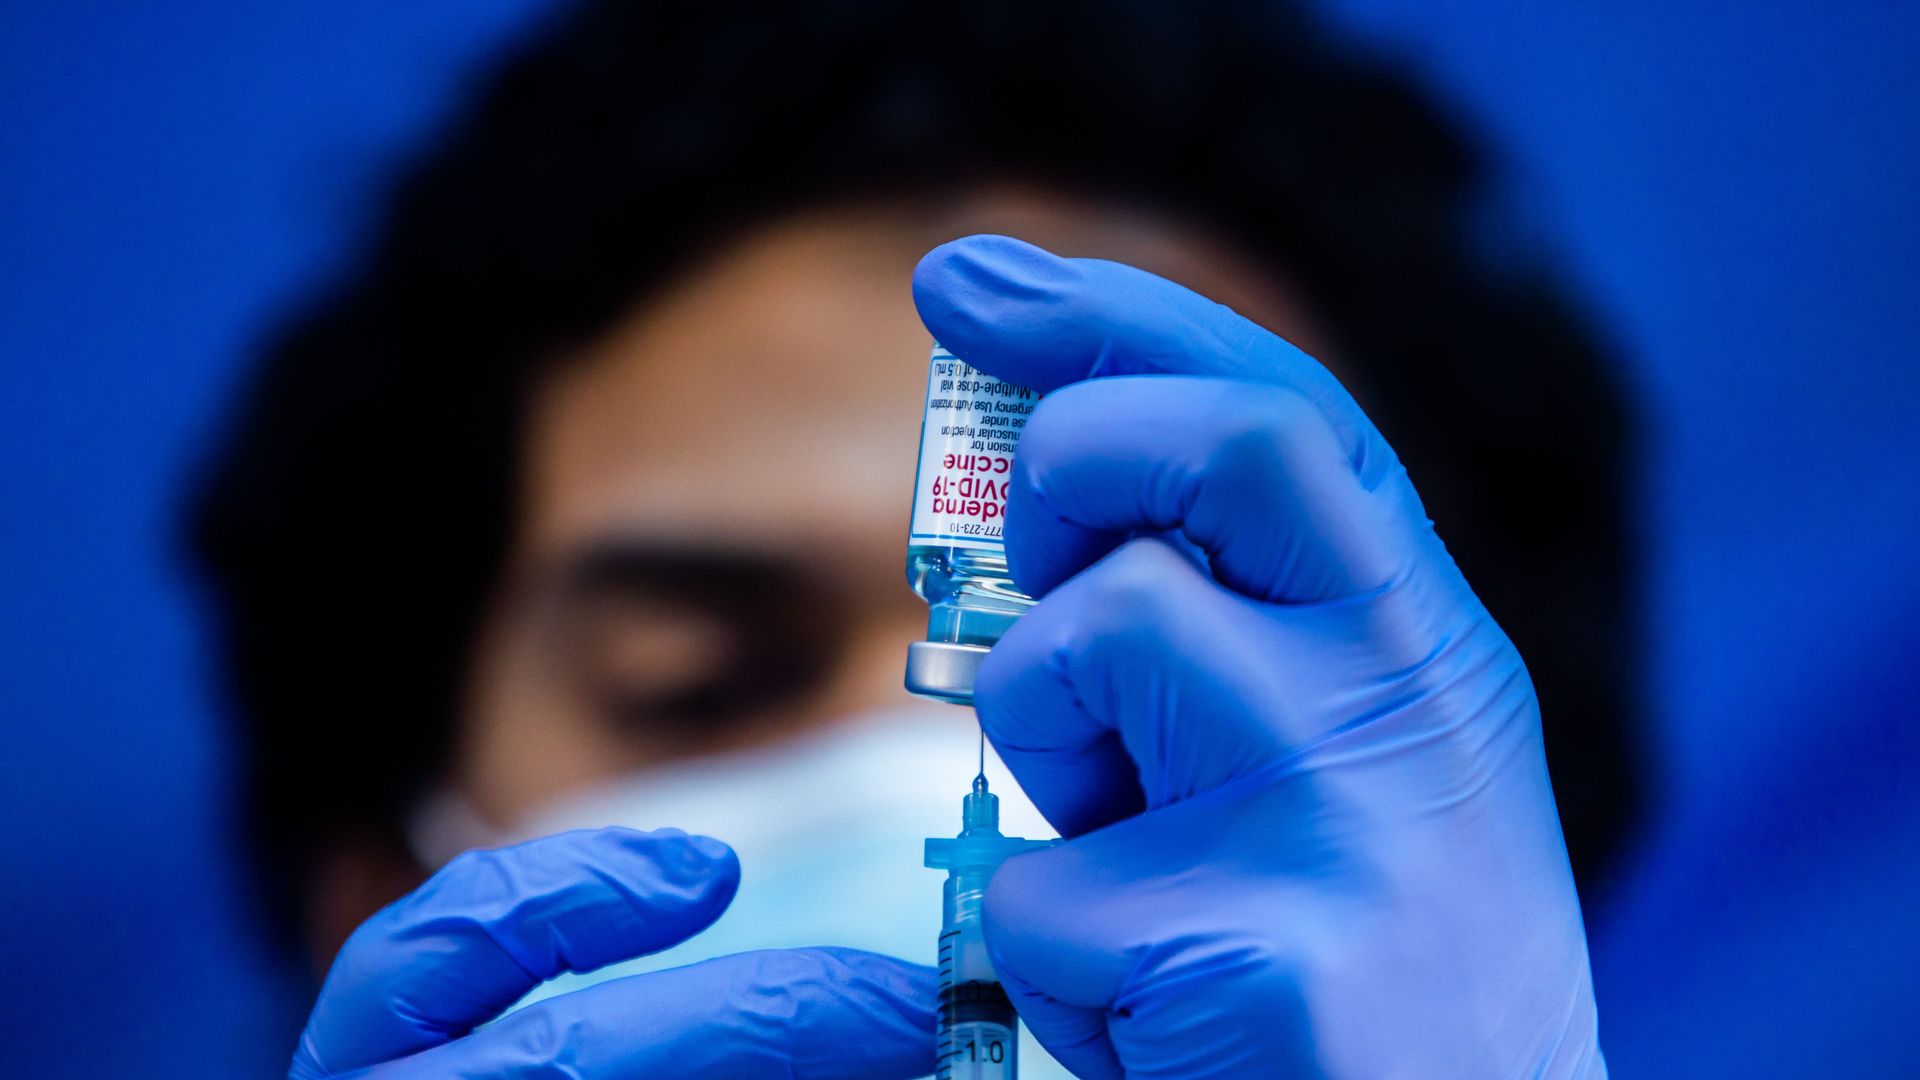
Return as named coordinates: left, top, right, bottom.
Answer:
left=909, top=345, right=1036, bottom=551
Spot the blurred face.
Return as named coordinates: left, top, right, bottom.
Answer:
left=453, top=189, right=1325, bottom=828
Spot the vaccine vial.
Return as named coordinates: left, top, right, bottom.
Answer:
left=904, top=344, right=1037, bottom=704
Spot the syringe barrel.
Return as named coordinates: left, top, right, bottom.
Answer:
left=938, top=874, right=1019, bottom=1079
left=926, top=779, right=1055, bottom=1078
left=941, top=869, right=997, bottom=984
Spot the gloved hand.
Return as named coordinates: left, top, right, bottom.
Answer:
left=288, top=828, right=934, bottom=1079
left=916, top=235, right=1605, bottom=1078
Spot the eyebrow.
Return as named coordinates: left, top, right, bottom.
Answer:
left=555, top=539, right=822, bottom=609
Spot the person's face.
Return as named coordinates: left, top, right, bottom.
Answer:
left=455, top=189, right=1326, bottom=828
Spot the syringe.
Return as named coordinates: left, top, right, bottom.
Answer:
left=924, top=765, right=1055, bottom=1079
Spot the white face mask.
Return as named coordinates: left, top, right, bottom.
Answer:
left=406, top=704, right=1074, bottom=1077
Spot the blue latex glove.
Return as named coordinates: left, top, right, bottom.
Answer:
left=915, top=235, right=1605, bottom=1078
left=289, top=828, right=935, bottom=1079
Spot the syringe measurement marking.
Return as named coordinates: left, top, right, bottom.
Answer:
left=940, top=1033, right=1010, bottom=1063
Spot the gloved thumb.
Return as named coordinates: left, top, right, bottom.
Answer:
left=980, top=841, right=1127, bottom=1080
left=982, top=778, right=1323, bottom=1079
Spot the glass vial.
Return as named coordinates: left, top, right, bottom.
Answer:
left=904, top=344, right=1037, bottom=704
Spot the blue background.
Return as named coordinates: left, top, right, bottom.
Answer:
left=2, top=2, right=1914, bottom=1075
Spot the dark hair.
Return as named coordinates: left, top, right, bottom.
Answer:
left=191, top=0, right=1642, bottom=945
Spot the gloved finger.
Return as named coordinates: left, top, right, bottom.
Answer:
left=349, top=948, right=936, bottom=1080
left=983, top=789, right=1319, bottom=1080
left=983, top=832, right=1167, bottom=1077
left=293, top=827, right=739, bottom=1078
left=976, top=537, right=1302, bottom=835
left=911, top=233, right=1392, bottom=482
left=1005, top=374, right=1419, bottom=601
left=997, top=966, right=1125, bottom=1080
